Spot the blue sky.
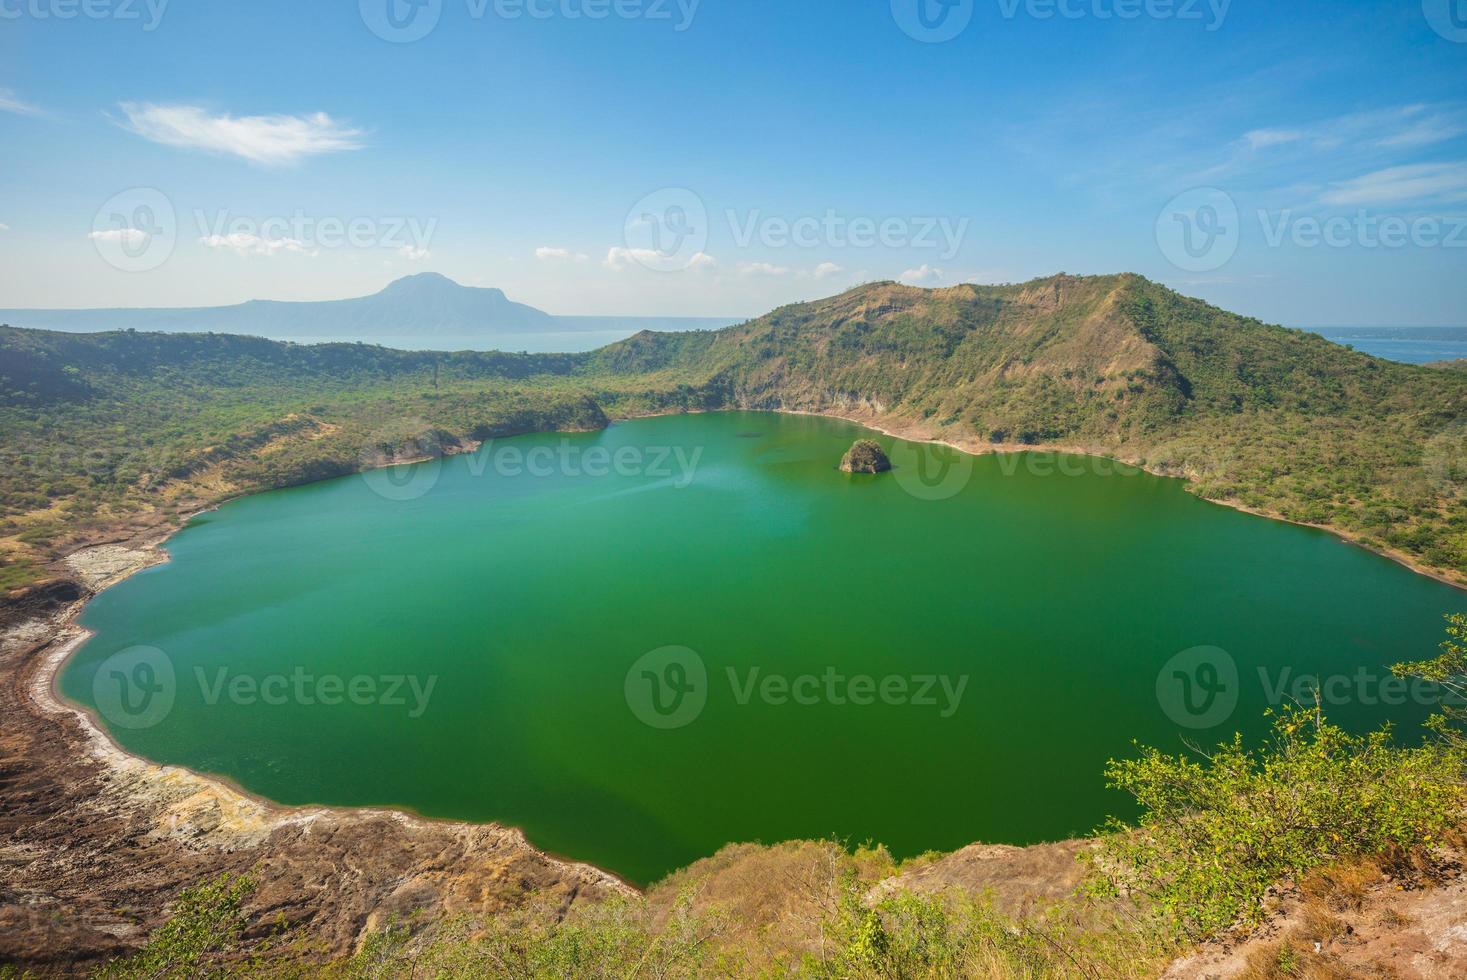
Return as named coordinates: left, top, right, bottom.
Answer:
left=1, top=0, right=1465, bottom=324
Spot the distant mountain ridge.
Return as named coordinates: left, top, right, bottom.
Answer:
left=0, top=273, right=738, bottom=339
left=2, top=273, right=1463, bottom=584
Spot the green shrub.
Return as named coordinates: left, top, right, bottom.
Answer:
left=97, top=873, right=255, bottom=979
left=1088, top=704, right=1465, bottom=940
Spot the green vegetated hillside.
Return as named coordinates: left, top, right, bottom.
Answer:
left=586, top=273, right=1467, bottom=581
left=2, top=273, right=1464, bottom=592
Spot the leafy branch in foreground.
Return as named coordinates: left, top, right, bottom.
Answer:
left=1087, top=700, right=1466, bottom=941
left=1395, top=613, right=1467, bottom=751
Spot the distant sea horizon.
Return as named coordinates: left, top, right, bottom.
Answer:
left=1306, top=326, right=1467, bottom=365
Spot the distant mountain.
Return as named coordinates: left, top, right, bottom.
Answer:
left=0, top=273, right=739, bottom=340
left=2, top=273, right=1465, bottom=583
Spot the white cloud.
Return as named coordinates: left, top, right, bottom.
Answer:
left=117, top=103, right=366, bottom=166
left=899, top=264, right=944, bottom=286
left=1244, top=105, right=1466, bottom=156
left=813, top=261, right=844, bottom=279
left=0, top=223, right=10, bottom=232
left=199, top=232, right=318, bottom=257
left=737, top=261, right=789, bottom=278
left=1243, top=129, right=1304, bottom=151
left=603, top=246, right=659, bottom=270
left=536, top=246, right=590, bottom=262
left=88, top=228, right=151, bottom=245
left=603, top=247, right=716, bottom=271
left=1320, top=162, right=1467, bottom=206
left=398, top=245, right=430, bottom=261
left=0, top=89, right=42, bottom=116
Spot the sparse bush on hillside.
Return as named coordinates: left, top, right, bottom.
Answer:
left=1088, top=696, right=1467, bottom=940
left=96, top=873, right=256, bottom=980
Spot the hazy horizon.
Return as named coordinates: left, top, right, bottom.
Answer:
left=3, top=1, right=1465, bottom=326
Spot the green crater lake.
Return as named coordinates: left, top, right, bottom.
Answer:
left=63, top=411, right=1465, bottom=885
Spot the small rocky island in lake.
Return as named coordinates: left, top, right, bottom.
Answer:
left=840, top=439, right=891, bottom=474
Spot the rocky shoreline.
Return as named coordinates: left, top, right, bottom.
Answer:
left=3, top=406, right=1464, bottom=975
left=0, top=537, right=632, bottom=974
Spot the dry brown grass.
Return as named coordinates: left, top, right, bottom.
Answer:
left=1376, top=904, right=1415, bottom=930
left=1299, top=857, right=1382, bottom=913
left=1237, top=937, right=1372, bottom=980
left=644, top=840, right=897, bottom=974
